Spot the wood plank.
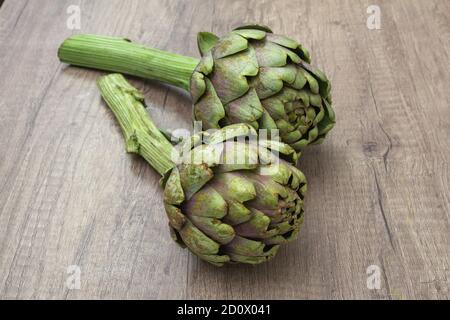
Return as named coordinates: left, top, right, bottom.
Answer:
left=0, top=0, right=449, bottom=299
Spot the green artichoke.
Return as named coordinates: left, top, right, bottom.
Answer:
left=58, top=24, right=335, bottom=152
left=191, top=25, right=335, bottom=150
left=98, top=74, right=307, bottom=266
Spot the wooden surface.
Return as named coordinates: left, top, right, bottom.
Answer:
left=0, top=0, right=449, bottom=300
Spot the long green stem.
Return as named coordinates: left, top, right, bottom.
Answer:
left=97, top=73, right=176, bottom=176
left=60, top=34, right=200, bottom=91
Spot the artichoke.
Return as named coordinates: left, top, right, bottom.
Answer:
left=191, top=25, right=335, bottom=150
left=98, top=74, right=307, bottom=266
left=59, top=24, right=335, bottom=152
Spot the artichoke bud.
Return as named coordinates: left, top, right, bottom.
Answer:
left=96, top=74, right=309, bottom=267
left=191, top=24, right=336, bottom=152
left=162, top=124, right=307, bottom=266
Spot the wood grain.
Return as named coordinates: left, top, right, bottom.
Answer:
left=0, top=0, right=449, bottom=299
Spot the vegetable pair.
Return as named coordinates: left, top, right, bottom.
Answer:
left=98, top=74, right=307, bottom=266
left=60, top=25, right=335, bottom=265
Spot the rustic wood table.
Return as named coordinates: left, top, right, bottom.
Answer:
left=0, top=0, right=449, bottom=300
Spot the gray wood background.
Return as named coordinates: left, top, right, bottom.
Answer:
left=0, top=0, right=449, bottom=300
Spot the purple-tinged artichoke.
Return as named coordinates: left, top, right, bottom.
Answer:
left=98, top=74, right=307, bottom=266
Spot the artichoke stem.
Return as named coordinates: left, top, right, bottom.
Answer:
left=97, top=73, right=176, bottom=176
left=59, top=34, right=200, bottom=91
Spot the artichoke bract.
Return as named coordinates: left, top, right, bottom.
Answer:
left=98, top=74, right=307, bottom=266
left=59, top=24, right=335, bottom=152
